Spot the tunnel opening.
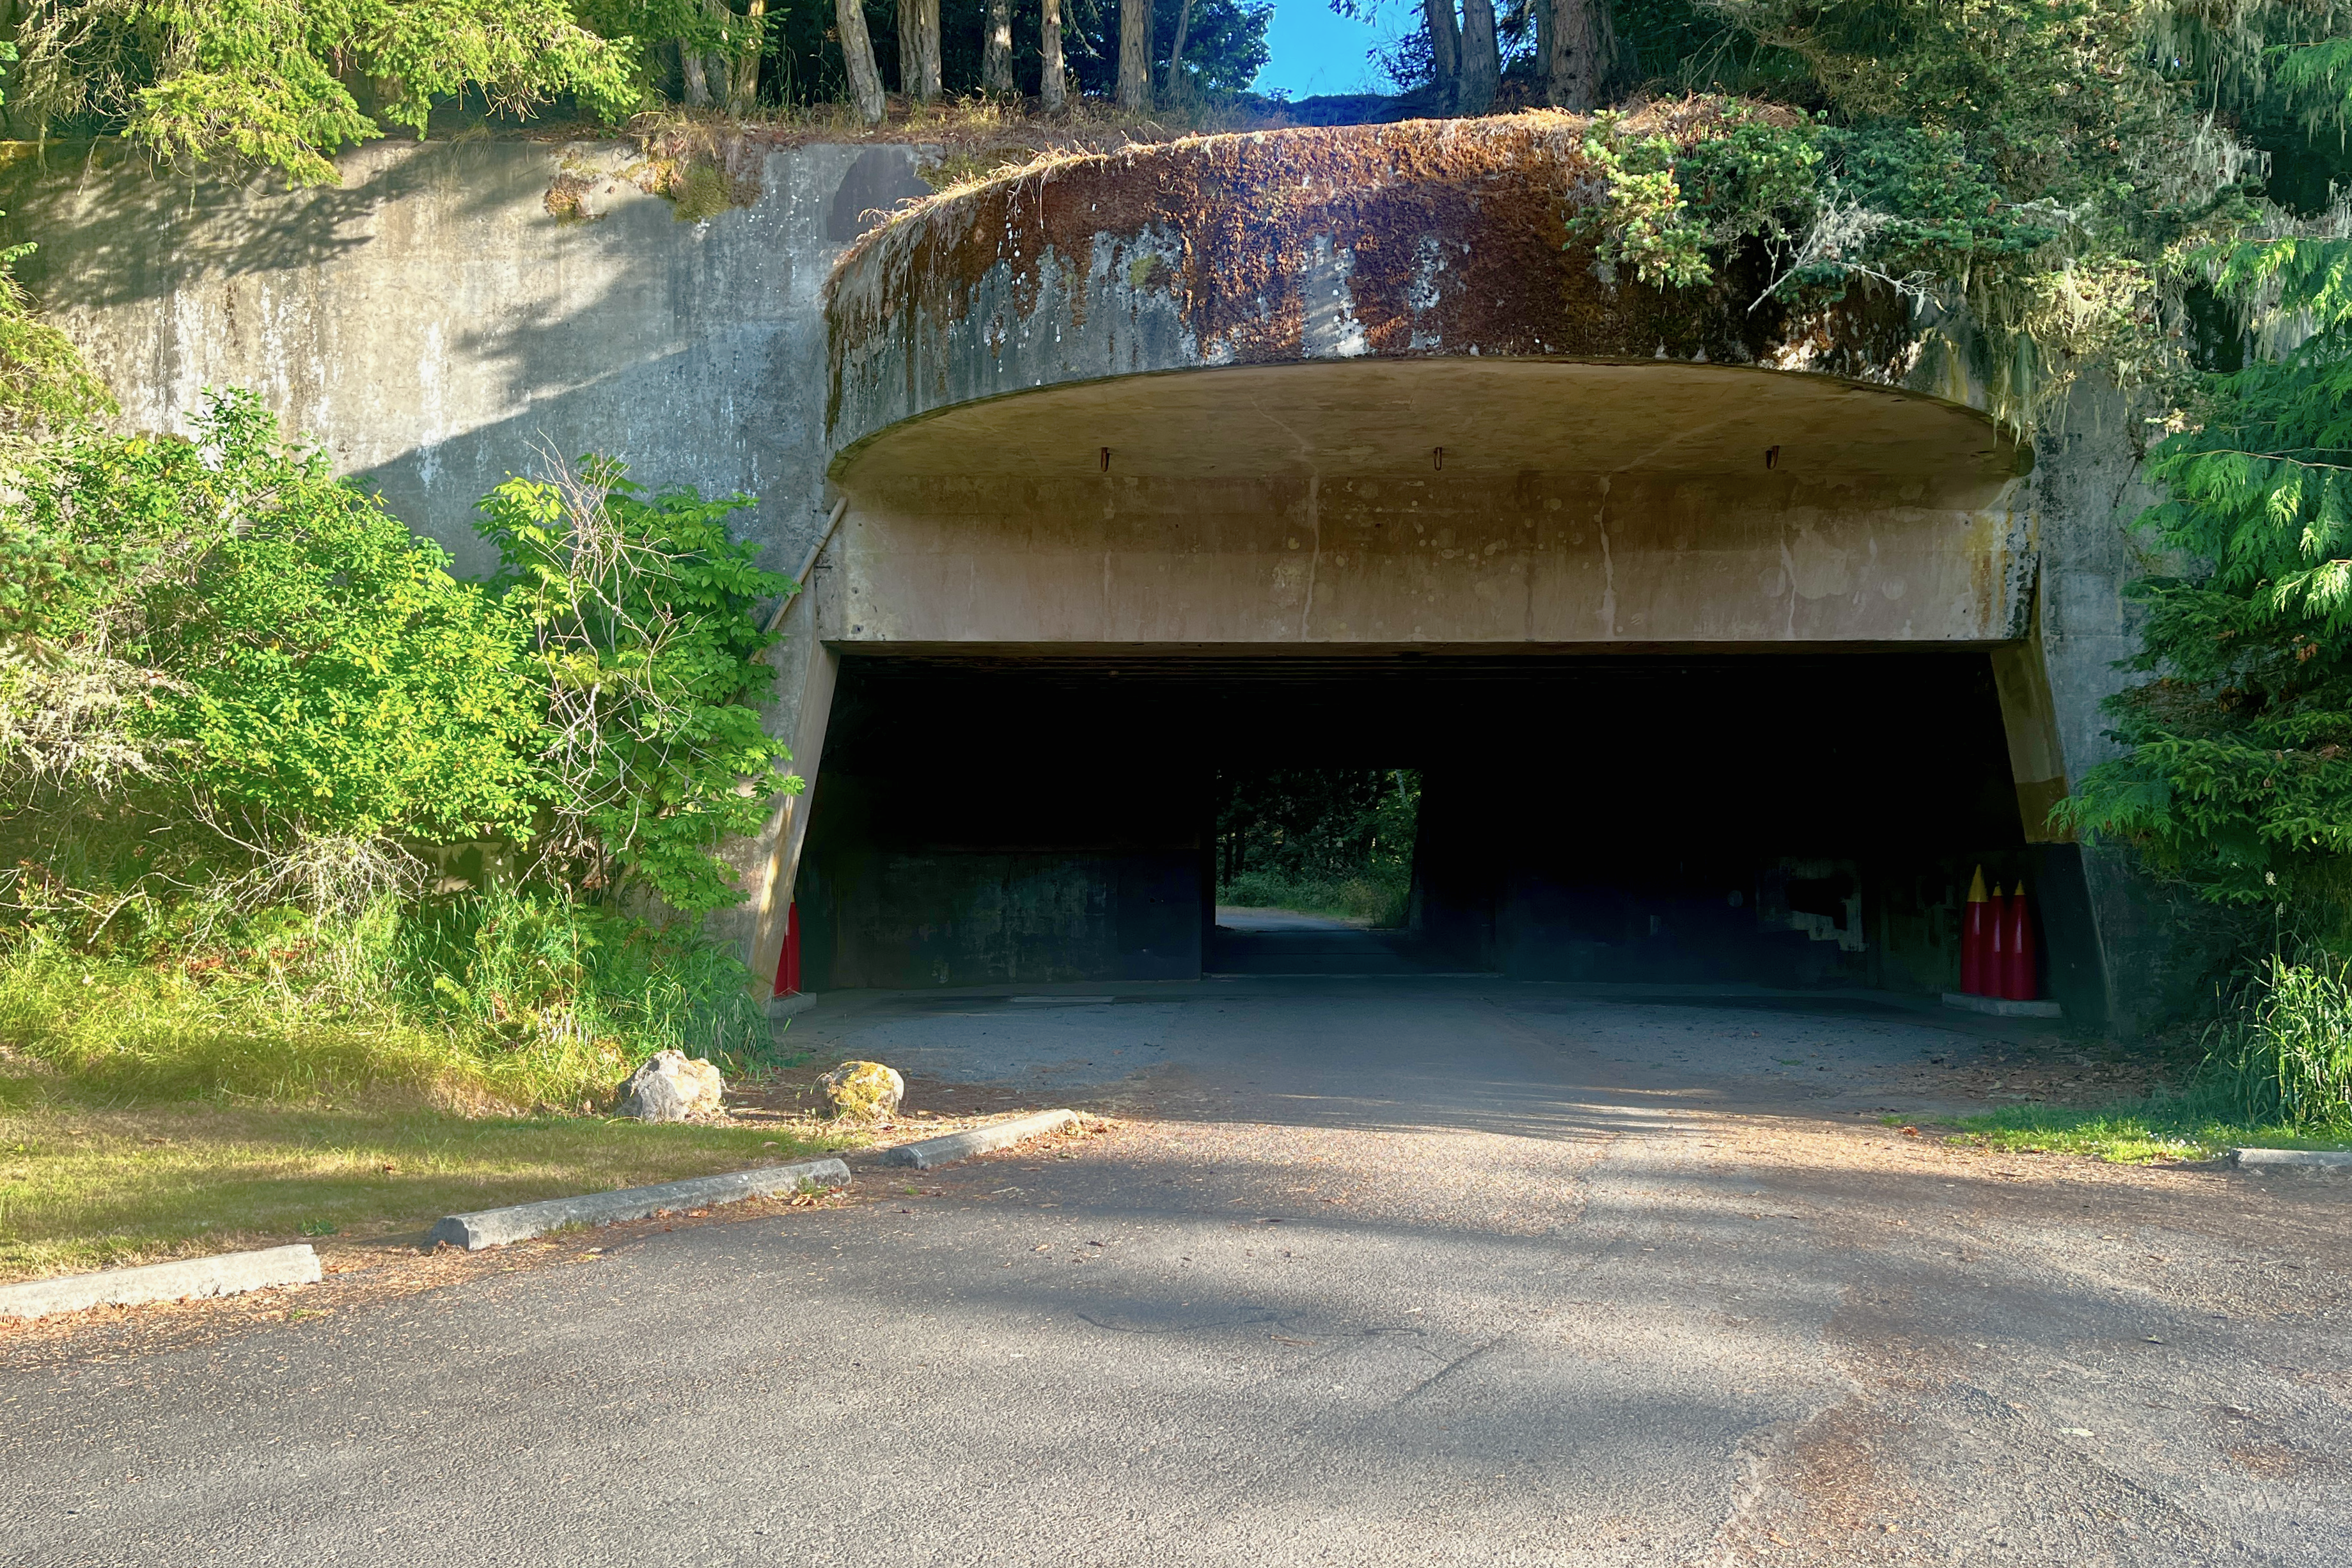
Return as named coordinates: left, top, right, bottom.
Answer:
left=796, top=650, right=2102, bottom=1019
left=1208, top=765, right=1443, bottom=977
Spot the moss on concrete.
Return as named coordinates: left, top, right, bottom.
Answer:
left=823, top=106, right=1924, bottom=441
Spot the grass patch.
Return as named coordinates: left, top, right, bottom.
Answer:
left=0, top=1065, right=859, bottom=1282
left=0, top=890, right=776, bottom=1115
left=1927, top=1096, right=2352, bottom=1164
left=0, top=889, right=825, bottom=1282
left=1221, top=869, right=1411, bottom=928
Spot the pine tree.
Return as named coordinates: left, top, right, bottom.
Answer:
left=2060, top=235, right=2352, bottom=911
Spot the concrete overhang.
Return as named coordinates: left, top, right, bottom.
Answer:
left=815, top=111, right=2034, bottom=650
left=832, top=358, right=2023, bottom=512
left=824, top=108, right=2018, bottom=477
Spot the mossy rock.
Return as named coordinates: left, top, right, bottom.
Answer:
left=817, top=1060, right=905, bottom=1121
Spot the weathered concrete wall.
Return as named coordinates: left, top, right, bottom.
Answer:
left=825, top=111, right=1931, bottom=458
left=822, top=465, right=2032, bottom=647
left=1, top=136, right=931, bottom=579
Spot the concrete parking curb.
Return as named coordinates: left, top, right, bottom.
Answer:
left=1940, top=992, right=2064, bottom=1019
left=879, top=1109, right=1081, bottom=1169
left=0, top=1244, right=322, bottom=1321
left=425, top=1157, right=852, bottom=1251
left=2231, top=1147, right=2352, bottom=1171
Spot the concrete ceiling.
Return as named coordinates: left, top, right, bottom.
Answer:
left=833, top=359, right=2027, bottom=496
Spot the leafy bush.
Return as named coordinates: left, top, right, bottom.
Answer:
left=3, top=389, right=544, bottom=845
left=0, top=398, right=801, bottom=1109
left=477, top=455, right=797, bottom=914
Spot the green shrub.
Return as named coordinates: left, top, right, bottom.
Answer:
left=2202, top=950, right=2352, bottom=1130
left=0, top=884, right=774, bottom=1110
left=1220, top=868, right=1411, bottom=929
left=477, top=455, right=799, bottom=914
left=1, top=400, right=802, bottom=1115
left=3, top=389, right=544, bottom=844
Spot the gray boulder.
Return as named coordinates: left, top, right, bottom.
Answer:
left=615, top=1050, right=726, bottom=1122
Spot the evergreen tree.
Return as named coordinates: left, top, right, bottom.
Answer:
left=2060, top=234, right=2352, bottom=913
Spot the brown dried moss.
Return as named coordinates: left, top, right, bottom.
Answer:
left=824, top=105, right=1918, bottom=438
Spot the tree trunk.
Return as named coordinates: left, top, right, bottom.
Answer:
left=898, top=0, right=918, bottom=97
left=1163, top=0, right=1196, bottom=101
left=727, top=0, right=768, bottom=114
left=1457, top=0, right=1499, bottom=115
left=836, top=0, right=887, bottom=123
left=1116, top=0, right=1152, bottom=113
left=983, top=0, right=1014, bottom=93
left=1423, top=0, right=1459, bottom=107
left=684, top=0, right=735, bottom=110
left=1039, top=0, right=1067, bottom=109
left=913, top=0, right=943, bottom=100
left=1543, top=0, right=1611, bottom=110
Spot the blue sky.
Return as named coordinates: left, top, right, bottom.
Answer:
left=1253, top=3, right=1402, bottom=98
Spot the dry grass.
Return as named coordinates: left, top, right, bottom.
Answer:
left=0, top=1064, right=863, bottom=1282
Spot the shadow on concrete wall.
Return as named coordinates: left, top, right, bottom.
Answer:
left=0, top=137, right=932, bottom=581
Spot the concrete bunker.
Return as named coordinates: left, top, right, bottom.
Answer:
left=757, top=120, right=2097, bottom=1021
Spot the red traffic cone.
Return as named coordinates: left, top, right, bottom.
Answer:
left=1961, top=866, right=1989, bottom=995
left=2002, top=880, right=2035, bottom=1001
left=1986, top=881, right=2012, bottom=998
left=773, top=900, right=801, bottom=998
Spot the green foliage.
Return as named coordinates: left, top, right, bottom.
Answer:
left=393, top=883, right=772, bottom=1065
left=1, top=393, right=801, bottom=1121
left=2201, top=947, right=2352, bottom=1127
left=1576, top=111, right=1718, bottom=288
left=1544, top=1, right=2352, bottom=426
left=1572, top=102, right=2136, bottom=422
left=0, top=244, right=110, bottom=450
left=2057, top=237, right=2352, bottom=904
left=4, top=390, right=545, bottom=842
left=1222, top=868, right=1411, bottom=927
left=1, top=0, right=1275, bottom=185
left=477, top=455, right=796, bottom=914
left=0, top=833, right=774, bottom=1110
left=2273, top=36, right=2352, bottom=136
left=12, top=0, right=641, bottom=184
left=0, top=41, right=111, bottom=451
left=1216, top=767, right=1418, bottom=925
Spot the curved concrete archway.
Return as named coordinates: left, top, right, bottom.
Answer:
left=824, top=357, right=2032, bottom=649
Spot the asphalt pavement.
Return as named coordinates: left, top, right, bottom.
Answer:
left=7, top=973, right=2349, bottom=1567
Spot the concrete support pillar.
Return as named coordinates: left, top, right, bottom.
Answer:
left=1990, top=622, right=2071, bottom=846
left=742, top=592, right=840, bottom=1003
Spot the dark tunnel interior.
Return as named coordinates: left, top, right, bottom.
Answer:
left=796, top=650, right=2106, bottom=1021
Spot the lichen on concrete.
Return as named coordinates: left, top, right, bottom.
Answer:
left=822, top=106, right=1925, bottom=448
